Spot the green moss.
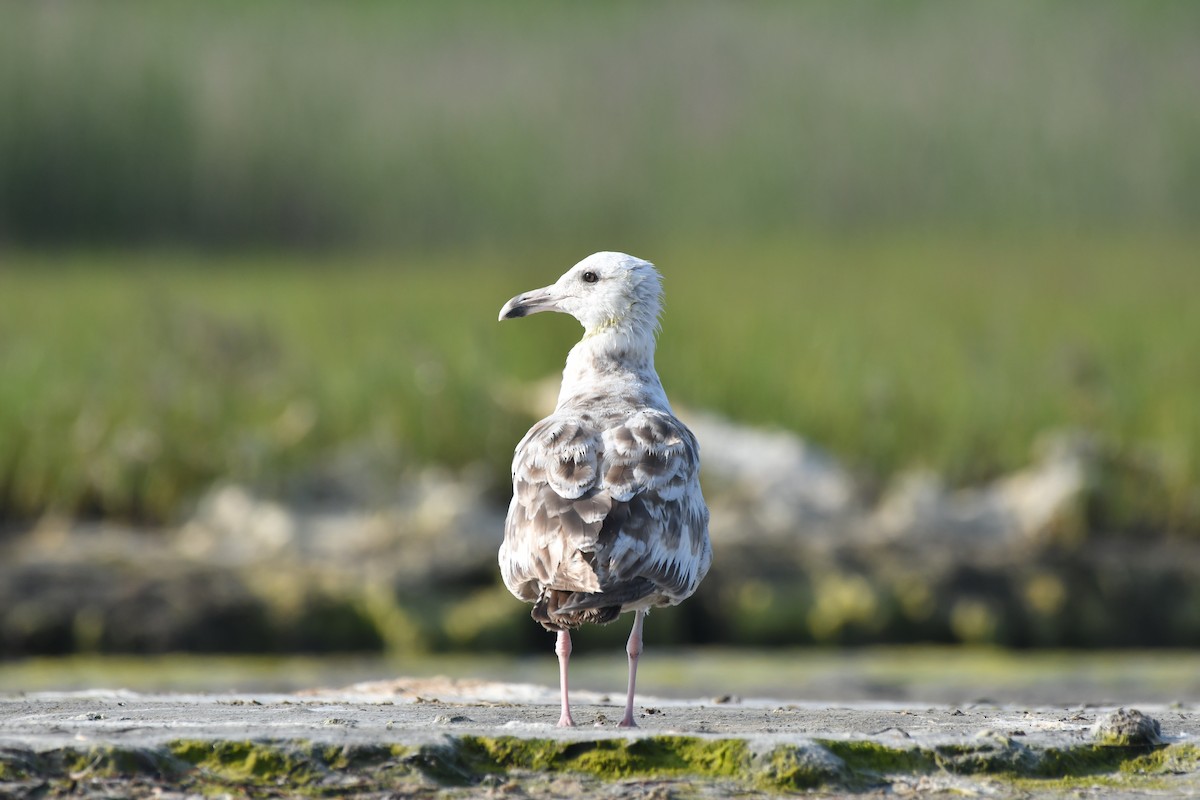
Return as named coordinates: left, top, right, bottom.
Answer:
left=160, top=740, right=420, bottom=795
left=167, top=739, right=318, bottom=786
left=314, top=742, right=410, bottom=776
left=572, top=737, right=749, bottom=778
left=1095, top=732, right=1147, bottom=747
left=1010, top=774, right=1173, bottom=793
left=663, top=737, right=749, bottom=777
left=425, top=735, right=1199, bottom=793
left=1013, top=743, right=1199, bottom=792
left=165, top=740, right=210, bottom=766
left=1033, top=744, right=1158, bottom=778
left=317, top=742, right=350, bottom=771
left=449, top=735, right=750, bottom=781
left=819, top=739, right=936, bottom=777
left=931, top=735, right=1039, bottom=775
left=1007, top=750, right=1199, bottom=796
left=455, top=735, right=562, bottom=773
left=816, top=738, right=1014, bottom=791
left=758, top=745, right=844, bottom=791
left=1124, top=743, right=1200, bottom=775
left=49, top=745, right=181, bottom=780
left=0, top=740, right=409, bottom=796
left=3, top=736, right=1197, bottom=796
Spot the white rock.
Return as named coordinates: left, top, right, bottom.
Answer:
left=681, top=410, right=859, bottom=539
left=870, top=432, right=1092, bottom=544
left=994, top=433, right=1090, bottom=540
left=176, top=484, right=295, bottom=563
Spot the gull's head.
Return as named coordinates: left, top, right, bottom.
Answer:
left=499, top=252, right=663, bottom=337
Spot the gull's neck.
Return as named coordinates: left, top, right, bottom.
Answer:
left=556, top=324, right=670, bottom=413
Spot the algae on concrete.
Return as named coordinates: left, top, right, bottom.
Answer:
left=6, top=736, right=1199, bottom=797
left=1, top=692, right=1198, bottom=800
left=452, top=735, right=751, bottom=781
left=757, top=744, right=845, bottom=791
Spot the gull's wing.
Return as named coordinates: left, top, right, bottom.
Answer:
left=500, top=409, right=711, bottom=625
left=500, top=416, right=612, bottom=601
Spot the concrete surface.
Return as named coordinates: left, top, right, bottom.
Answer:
left=1, top=678, right=1198, bottom=798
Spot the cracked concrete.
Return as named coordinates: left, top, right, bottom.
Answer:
left=1, top=679, right=1198, bottom=798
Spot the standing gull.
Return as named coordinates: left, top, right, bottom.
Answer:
left=498, top=252, right=711, bottom=728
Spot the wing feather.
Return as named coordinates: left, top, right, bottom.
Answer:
left=500, top=408, right=711, bottom=624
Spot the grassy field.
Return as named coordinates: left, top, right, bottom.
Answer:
left=1, top=235, right=1197, bottom=534
left=1, top=3, right=1197, bottom=532
left=1, top=2, right=1197, bottom=247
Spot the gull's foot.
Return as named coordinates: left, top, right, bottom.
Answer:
left=557, top=714, right=576, bottom=728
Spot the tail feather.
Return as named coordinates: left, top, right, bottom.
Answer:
left=530, top=579, right=655, bottom=631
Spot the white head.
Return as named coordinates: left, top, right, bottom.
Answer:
left=499, top=252, right=663, bottom=339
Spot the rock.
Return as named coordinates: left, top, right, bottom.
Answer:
left=176, top=484, right=295, bottom=564
left=681, top=410, right=859, bottom=540
left=175, top=466, right=503, bottom=583
left=870, top=470, right=1013, bottom=543
left=1093, top=708, right=1163, bottom=746
left=994, top=432, right=1091, bottom=542
left=870, top=432, right=1092, bottom=545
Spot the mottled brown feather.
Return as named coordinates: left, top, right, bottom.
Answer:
left=500, top=408, right=711, bottom=631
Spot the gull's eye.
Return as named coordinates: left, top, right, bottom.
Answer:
left=582, top=271, right=599, bottom=284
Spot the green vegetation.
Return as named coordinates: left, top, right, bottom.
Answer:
left=0, top=250, right=537, bottom=520
left=455, top=735, right=749, bottom=780
left=822, top=739, right=936, bottom=776
left=2, top=2, right=1197, bottom=534
left=761, top=744, right=844, bottom=791
left=1, top=3, right=1197, bottom=247
left=1, top=736, right=1196, bottom=795
left=1126, top=743, right=1200, bottom=776
left=168, top=739, right=326, bottom=787
left=1, top=237, right=1197, bottom=536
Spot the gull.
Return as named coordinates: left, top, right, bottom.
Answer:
left=497, top=252, right=712, bottom=728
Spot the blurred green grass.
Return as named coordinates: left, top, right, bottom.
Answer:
left=1, top=2, right=1197, bottom=246
left=1, top=236, right=1197, bottom=534
left=1, top=2, right=1198, bottom=535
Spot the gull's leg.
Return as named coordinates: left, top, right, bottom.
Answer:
left=555, top=629, right=575, bottom=727
left=618, top=610, right=645, bottom=728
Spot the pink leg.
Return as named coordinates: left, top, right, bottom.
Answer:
left=555, top=629, right=575, bottom=727
left=618, top=610, right=645, bottom=728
